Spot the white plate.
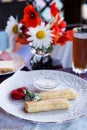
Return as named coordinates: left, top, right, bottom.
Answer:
left=0, top=70, right=87, bottom=123
left=0, top=53, right=25, bottom=75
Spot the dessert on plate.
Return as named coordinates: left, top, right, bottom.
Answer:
left=0, top=51, right=15, bottom=73
left=10, top=87, right=78, bottom=113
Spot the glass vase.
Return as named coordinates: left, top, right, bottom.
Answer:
left=30, top=52, right=53, bottom=70
left=29, top=45, right=63, bottom=70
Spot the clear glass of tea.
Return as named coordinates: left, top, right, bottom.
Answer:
left=72, top=27, right=87, bottom=74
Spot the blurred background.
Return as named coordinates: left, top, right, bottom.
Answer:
left=0, top=0, right=84, bottom=30
left=0, top=0, right=86, bottom=68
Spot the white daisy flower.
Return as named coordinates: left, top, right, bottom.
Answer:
left=5, top=16, right=19, bottom=40
left=27, top=22, right=54, bottom=50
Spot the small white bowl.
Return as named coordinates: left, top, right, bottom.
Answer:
left=34, top=78, right=58, bottom=91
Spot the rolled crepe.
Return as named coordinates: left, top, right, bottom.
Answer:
left=38, top=88, right=77, bottom=100
left=24, top=99, right=71, bottom=113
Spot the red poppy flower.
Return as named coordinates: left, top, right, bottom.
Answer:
left=58, top=30, right=74, bottom=46
left=50, top=2, right=60, bottom=17
left=51, top=24, right=60, bottom=45
left=11, top=87, right=27, bottom=99
left=21, top=5, right=41, bottom=27
left=16, top=24, right=29, bottom=45
left=58, top=35, right=66, bottom=46
left=59, top=20, right=67, bottom=29
left=16, top=34, right=29, bottom=45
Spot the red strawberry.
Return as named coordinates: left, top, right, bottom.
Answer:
left=11, top=87, right=27, bottom=99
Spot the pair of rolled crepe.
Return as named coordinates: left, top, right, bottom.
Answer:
left=24, top=88, right=77, bottom=113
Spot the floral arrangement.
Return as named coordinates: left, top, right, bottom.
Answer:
left=5, top=2, right=73, bottom=55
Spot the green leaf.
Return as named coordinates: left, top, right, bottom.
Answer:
left=33, top=93, right=42, bottom=101
left=23, top=89, right=41, bottom=101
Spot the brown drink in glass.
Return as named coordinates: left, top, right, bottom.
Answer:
left=72, top=27, right=87, bottom=73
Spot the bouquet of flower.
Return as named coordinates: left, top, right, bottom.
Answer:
left=5, top=2, right=73, bottom=55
